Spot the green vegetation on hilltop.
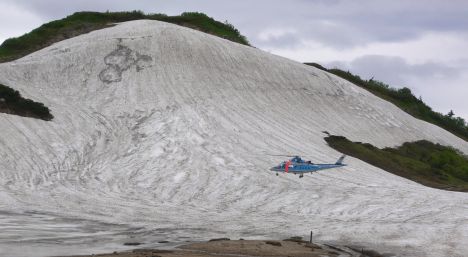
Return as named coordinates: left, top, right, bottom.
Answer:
left=0, top=11, right=250, bottom=62
left=0, top=84, right=53, bottom=120
left=305, top=63, right=468, bottom=141
left=325, top=135, right=468, bottom=192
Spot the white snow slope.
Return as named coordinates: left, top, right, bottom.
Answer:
left=0, top=20, right=467, bottom=257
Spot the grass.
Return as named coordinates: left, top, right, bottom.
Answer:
left=0, top=84, right=53, bottom=120
left=0, top=11, right=250, bottom=63
left=325, top=135, right=468, bottom=192
left=306, top=63, right=468, bottom=142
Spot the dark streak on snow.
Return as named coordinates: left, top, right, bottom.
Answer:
left=99, top=42, right=152, bottom=84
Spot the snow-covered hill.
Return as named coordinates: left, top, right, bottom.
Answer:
left=0, top=20, right=467, bottom=257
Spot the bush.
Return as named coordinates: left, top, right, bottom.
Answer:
left=325, top=135, right=468, bottom=192
left=0, top=84, right=53, bottom=120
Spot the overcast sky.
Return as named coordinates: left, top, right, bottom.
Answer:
left=1, top=0, right=467, bottom=120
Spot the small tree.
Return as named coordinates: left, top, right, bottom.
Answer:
left=447, top=110, right=455, bottom=118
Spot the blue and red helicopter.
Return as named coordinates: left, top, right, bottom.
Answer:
left=270, top=155, right=346, bottom=178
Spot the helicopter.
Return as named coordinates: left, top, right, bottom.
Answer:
left=270, top=155, right=346, bottom=178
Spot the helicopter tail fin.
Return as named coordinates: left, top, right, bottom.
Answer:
left=335, top=155, right=346, bottom=165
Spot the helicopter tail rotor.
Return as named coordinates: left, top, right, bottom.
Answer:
left=335, top=155, right=346, bottom=165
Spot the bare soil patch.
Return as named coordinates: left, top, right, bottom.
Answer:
left=61, top=240, right=343, bottom=257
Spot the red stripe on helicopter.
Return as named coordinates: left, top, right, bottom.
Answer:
left=285, top=160, right=290, bottom=173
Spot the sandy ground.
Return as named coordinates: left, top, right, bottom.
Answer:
left=60, top=240, right=356, bottom=257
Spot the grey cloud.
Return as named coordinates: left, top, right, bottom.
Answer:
left=257, top=31, right=301, bottom=48
left=247, top=0, right=468, bottom=49
left=328, top=55, right=461, bottom=87
left=5, top=0, right=468, bottom=49
left=327, top=55, right=468, bottom=119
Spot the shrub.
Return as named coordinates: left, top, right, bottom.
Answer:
left=325, top=135, right=468, bottom=192
left=0, top=84, right=53, bottom=120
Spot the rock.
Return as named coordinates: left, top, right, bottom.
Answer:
left=265, top=241, right=282, bottom=246
left=133, top=249, right=173, bottom=254
left=283, top=236, right=307, bottom=243
left=123, top=242, right=141, bottom=246
left=209, top=237, right=230, bottom=242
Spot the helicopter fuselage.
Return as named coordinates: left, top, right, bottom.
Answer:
left=270, top=155, right=346, bottom=177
